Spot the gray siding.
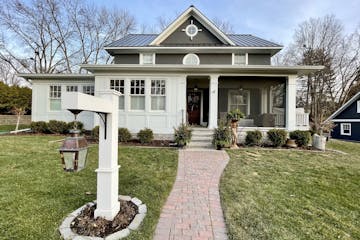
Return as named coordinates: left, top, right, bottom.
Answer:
left=248, top=54, right=271, bottom=65
left=156, top=53, right=231, bottom=64
left=113, top=54, right=139, bottom=64
left=156, top=54, right=183, bottom=64
left=161, top=17, right=224, bottom=46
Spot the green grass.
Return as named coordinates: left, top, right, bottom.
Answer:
left=0, top=124, right=30, bottom=132
left=220, top=140, right=360, bottom=240
left=0, top=135, right=178, bottom=240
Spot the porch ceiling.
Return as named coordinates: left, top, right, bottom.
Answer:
left=81, top=64, right=323, bottom=76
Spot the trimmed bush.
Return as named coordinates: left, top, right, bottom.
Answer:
left=91, top=126, right=99, bottom=140
left=47, top=120, right=68, bottom=134
left=245, top=130, right=263, bottom=146
left=213, top=122, right=232, bottom=149
left=267, top=129, right=287, bottom=147
left=174, top=124, right=192, bottom=147
left=118, top=128, right=132, bottom=143
left=67, top=121, right=84, bottom=132
left=290, top=130, right=311, bottom=147
left=137, top=128, right=153, bottom=144
left=30, top=121, right=48, bottom=133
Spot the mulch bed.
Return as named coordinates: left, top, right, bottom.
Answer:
left=71, top=200, right=137, bottom=238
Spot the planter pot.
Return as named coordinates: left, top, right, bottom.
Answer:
left=216, top=144, right=224, bottom=150
left=312, top=134, right=326, bottom=151
left=286, top=139, right=297, bottom=148
left=230, top=121, right=238, bottom=128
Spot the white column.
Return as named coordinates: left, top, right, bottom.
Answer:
left=208, top=75, right=219, bottom=129
left=94, top=90, right=121, bottom=221
left=286, top=75, right=297, bottom=131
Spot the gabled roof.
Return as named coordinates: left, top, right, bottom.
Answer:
left=326, top=91, right=360, bottom=121
left=106, top=34, right=281, bottom=48
left=150, top=5, right=235, bottom=46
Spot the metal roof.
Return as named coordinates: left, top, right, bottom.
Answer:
left=106, top=34, right=282, bottom=48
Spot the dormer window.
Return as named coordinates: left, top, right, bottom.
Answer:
left=233, top=53, right=247, bottom=65
left=140, top=53, right=155, bottom=65
left=183, top=53, right=200, bottom=65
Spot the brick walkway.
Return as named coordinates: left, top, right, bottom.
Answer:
left=153, top=149, right=229, bottom=240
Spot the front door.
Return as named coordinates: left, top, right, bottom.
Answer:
left=187, top=91, right=201, bottom=125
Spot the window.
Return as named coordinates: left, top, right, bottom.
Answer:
left=357, top=100, right=360, bottom=113
left=183, top=53, right=200, bottom=65
left=151, top=80, right=166, bottom=110
left=340, top=123, right=351, bottom=136
left=66, top=85, right=78, bottom=92
left=141, top=53, right=155, bottom=65
left=228, top=90, right=250, bottom=116
left=110, top=79, right=125, bottom=110
left=82, top=85, right=94, bottom=96
left=130, top=80, right=145, bottom=110
left=233, top=53, right=246, bottom=65
left=49, top=85, right=61, bottom=111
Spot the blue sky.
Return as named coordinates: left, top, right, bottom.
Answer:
left=93, top=0, right=360, bottom=46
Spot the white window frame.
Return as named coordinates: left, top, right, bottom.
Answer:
left=82, top=85, right=94, bottom=96
left=357, top=100, right=360, bottom=113
left=150, top=79, right=166, bottom=111
left=130, top=79, right=145, bottom=111
left=227, top=89, right=250, bottom=116
left=340, top=123, right=351, bottom=136
left=140, top=53, right=155, bottom=65
left=183, top=53, right=200, bottom=65
left=49, top=85, right=62, bottom=111
left=232, top=53, right=248, bottom=65
left=66, top=85, right=78, bottom=92
left=110, top=79, right=125, bottom=110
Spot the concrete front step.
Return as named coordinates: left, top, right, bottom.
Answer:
left=192, top=135, right=213, bottom=141
left=190, top=127, right=214, bottom=149
left=188, top=142, right=213, bottom=149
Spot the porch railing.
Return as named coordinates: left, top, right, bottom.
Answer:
left=274, top=113, right=309, bottom=127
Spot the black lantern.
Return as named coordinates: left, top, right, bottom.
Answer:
left=59, top=129, right=88, bottom=172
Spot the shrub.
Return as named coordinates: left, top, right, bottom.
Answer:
left=213, top=122, right=232, bottom=149
left=245, top=130, right=263, bottom=146
left=30, top=121, right=48, bottom=133
left=47, top=120, right=68, bottom=134
left=118, top=128, right=132, bottom=143
left=174, top=124, right=192, bottom=147
left=137, top=128, right=153, bottom=144
left=91, top=126, right=99, bottom=140
left=267, top=129, right=287, bottom=147
left=67, top=121, right=84, bottom=132
left=290, top=130, right=311, bottom=147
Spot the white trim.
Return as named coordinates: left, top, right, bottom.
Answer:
left=357, top=100, right=360, bottom=113
left=227, top=89, right=250, bottom=116
left=326, top=92, right=360, bottom=121
left=332, top=119, right=360, bottom=122
left=105, top=46, right=282, bottom=51
left=139, top=53, right=155, bottom=65
left=340, top=123, right=351, bottom=136
left=232, top=53, right=248, bottom=65
left=149, top=6, right=235, bottom=46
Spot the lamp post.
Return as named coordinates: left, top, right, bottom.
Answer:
left=61, top=90, right=121, bottom=221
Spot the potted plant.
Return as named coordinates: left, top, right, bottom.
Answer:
left=174, top=123, right=192, bottom=148
left=212, top=121, right=232, bottom=150
left=226, top=109, right=244, bottom=148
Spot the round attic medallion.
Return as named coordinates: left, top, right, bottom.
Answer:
left=185, top=24, right=199, bottom=38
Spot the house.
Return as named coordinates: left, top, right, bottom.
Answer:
left=19, top=6, right=322, bottom=140
left=326, top=92, right=360, bottom=142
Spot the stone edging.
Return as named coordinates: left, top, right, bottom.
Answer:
left=59, top=195, right=147, bottom=240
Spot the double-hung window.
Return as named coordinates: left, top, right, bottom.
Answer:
left=66, top=85, right=78, bottom=92
left=82, top=85, right=94, bottom=95
left=141, top=53, right=155, bottom=65
left=110, top=79, right=125, bottom=110
left=233, top=53, right=246, bottom=65
left=130, top=80, right=145, bottom=110
left=49, top=85, right=61, bottom=111
left=151, top=80, right=166, bottom=110
left=228, top=90, right=250, bottom=116
left=340, top=123, right=351, bottom=136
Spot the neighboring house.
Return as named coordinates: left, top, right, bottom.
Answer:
left=326, top=92, right=360, bottom=142
left=19, top=6, right=322, bottom=138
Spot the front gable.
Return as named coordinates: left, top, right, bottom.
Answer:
left=161, top=17, right=225, bottom=46
left=327, top=92, right=360, bottom=121
left=150, top=6, right=235, bottom=46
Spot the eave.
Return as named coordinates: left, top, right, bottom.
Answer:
left=18, top=73, right=95, bottom=81
left=80, top=64, right=324, bottom=75
left=325, top=91, right=360, bottom=122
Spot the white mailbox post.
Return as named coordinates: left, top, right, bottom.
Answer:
left=62, top=91, right=121, bottom=221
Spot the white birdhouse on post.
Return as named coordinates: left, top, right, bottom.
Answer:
left=61, top=91, right=121, bottom=221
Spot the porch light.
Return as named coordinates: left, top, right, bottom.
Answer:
left=59, top=129, right=88, bottom=172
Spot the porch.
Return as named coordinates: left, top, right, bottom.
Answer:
left=186, top=75, right=309, bottom=130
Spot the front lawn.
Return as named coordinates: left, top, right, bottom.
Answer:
left=0, top=135, right=177, bottom=239
left=220, top=140, right=360, bottom=240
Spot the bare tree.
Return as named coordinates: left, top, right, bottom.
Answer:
left=0, top=0, right=136, bottom=78
left=212, top=17, right=234, bottom=34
